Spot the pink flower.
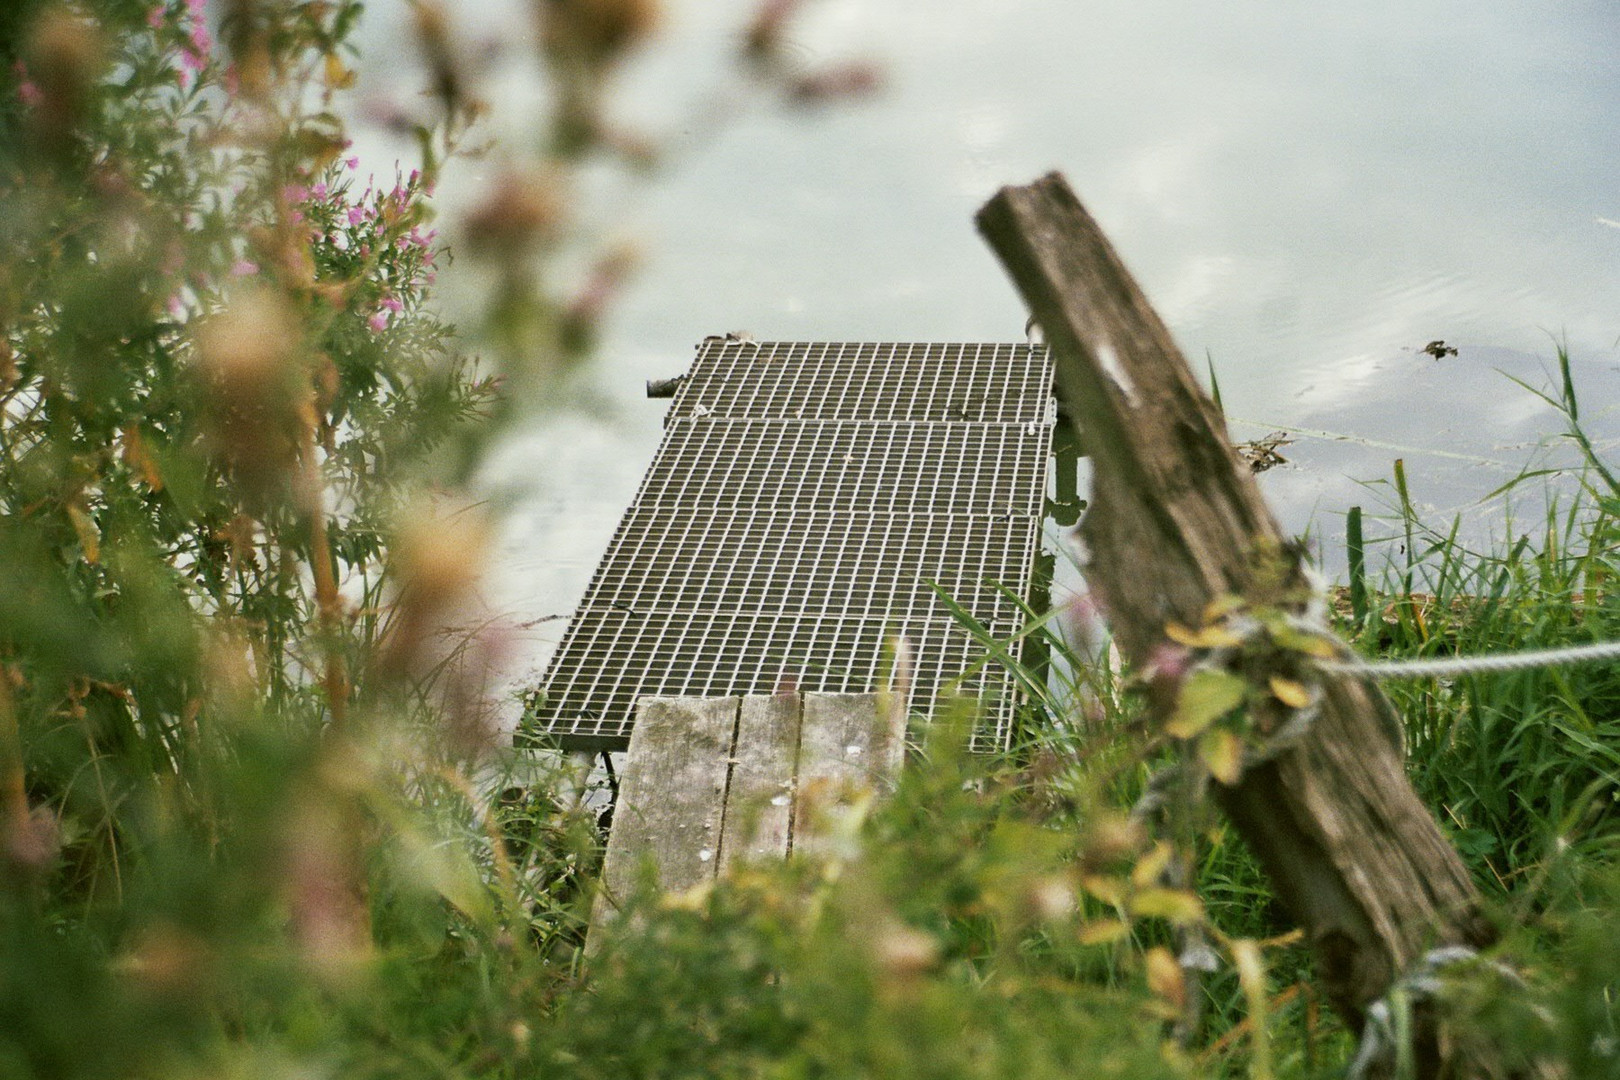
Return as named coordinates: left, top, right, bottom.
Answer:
left=283, top=183, right=310, bottom=203
left=230, top=259, right=259, bottom=277
left=1143, top=643, right=1193, bottom=686
left=344, top=156, right=359, bottom=170
left=182, top=0, right=211, bottom=68
left=13, top=62, right=41, bottom=106
left=310, top=183, right=327, bottom=200
left=379, top=295, right=403, bottom=313
left=166, top=294, right=186, bottom=320
left=147, top=5, right=166, bottom=29
left=400, top=226, right=438, bottom=250
left=368, top=311, right=389, bottom=332
left=346, top=206, right=367, bottom=226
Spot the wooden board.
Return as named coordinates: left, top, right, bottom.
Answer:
left=591, top=693, right=903, bottom=944
left=594, top=695, right=738, bottom=925
left=718, top=693, right=801, bottom=871
left=792, top=692, right=906, bottom=855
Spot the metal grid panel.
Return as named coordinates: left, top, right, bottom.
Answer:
left=639, top=420, right=1049, bottom=516
left=522, top=340, right=1054, bottom=752
left=585, top=508, right=1034, bottom=625
left=676, top=340, right=1052, bottom=424
left=533, top=610, right=1020, bottom=748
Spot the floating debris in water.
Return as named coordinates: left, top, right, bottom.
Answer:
left=1421, top=339, right=1458, bottom=360
left=1235, top=431, right=1293, bottom=473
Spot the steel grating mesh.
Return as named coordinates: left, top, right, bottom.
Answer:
left=520, top=340, right=1055, bottom=752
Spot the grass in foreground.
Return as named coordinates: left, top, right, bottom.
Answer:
left=9, top=357, right=1620, bottom=1079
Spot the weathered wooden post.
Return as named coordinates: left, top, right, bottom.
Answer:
left=977, top=174, right=1495, bottom=1063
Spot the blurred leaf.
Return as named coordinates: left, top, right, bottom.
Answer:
left=1166, top=669, right=1247, bottom=739
left=396, top=827, right=495, bottom=927
left=1165, top=621, right=1243, bottom=649
left=1201, top=594, right=1247, bottom=622
left=1267, top=675, right=1311, bottom=709
left=1144, top=945, right=1185, bottom=1011
left=65, top=502, right=99, bottom=564
left=1077, top=919, right=1132, bottom=946
left=1129, top=888, right=1204, bottom=925
left=1265, top=620, right=1337, bottom=659
left=1200, top=728, right=1244, bottom=785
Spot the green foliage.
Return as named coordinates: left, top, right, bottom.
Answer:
left=1347, top=352, right=1620, bottom=885
left=557, top=726, right=1184, bottom=1080
left=4, top=4, right=1620, bottom=1079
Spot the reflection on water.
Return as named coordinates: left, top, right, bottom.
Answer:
left=352, top=0, right=1620, bottom=691
left=1250, top=345, right=1620, bottom=568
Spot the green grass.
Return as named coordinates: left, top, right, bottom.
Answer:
left=10, top=353, right=1620, bottom=1079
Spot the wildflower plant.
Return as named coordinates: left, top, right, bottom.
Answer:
left=0, top=2, right=524, bottom=1075
left=6, top=2, right=1618, bottom=1079
left=0, top=0, right=893, bottom=1075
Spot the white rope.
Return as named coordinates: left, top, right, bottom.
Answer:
left=1321, top=637, right=1620, bottom=680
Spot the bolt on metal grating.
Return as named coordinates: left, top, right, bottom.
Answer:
left=519, top=340, right=1057, bottom=752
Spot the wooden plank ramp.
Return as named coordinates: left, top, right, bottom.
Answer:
left=591, top=692, right=904, bottom=936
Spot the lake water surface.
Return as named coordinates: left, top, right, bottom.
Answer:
left=356, top=1, right=1620, bottom=696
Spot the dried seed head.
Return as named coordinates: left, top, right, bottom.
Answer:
left=1145, top=945, right=1187, bottom=1012
left=282, top=796, right=372, bottom=982
left=376, top=505, right=492, bottom=686
left=193, top=288, right=305, bottom=494
left=25, top=8, right=105, bottom=127
left=871, top=920, right=940, bottom=979
left=221, top=0, right=274, bottom=100
left=1024, top=874, right=1077, bottom=922
left=411, top=1, right=465, bottom=113
left=541, top=0, right=662, bottom=64
left=788, top=61, right=885, bottom=106
left=119, top=923, right=211, bottom=1000
left=464, top=169, right=566, bottom=259
left=743, top=0, right=803, bottom=65
left=2, top=805, right=60, bottom=878
left=392, top=508, right=490, bottom=610
left=204, top=623, right=259, bottom=709
left=1078, top=811, right=1146, bottom=876
left=194, top=287, right=300, bottom=399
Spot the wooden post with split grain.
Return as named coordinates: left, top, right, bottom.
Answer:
left=977, top=174, right=1495, bottom=1068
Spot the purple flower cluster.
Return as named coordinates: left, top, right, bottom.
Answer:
left=142, top=0, right=212, bottom=88
left=282, top=159, right=443, bottom=336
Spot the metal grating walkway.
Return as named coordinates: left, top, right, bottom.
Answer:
left=520, top=340, right=1056, bottom=752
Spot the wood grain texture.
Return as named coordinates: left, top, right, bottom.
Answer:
left=793, top=693, right=904, bottom=855
left=977, top=173, right=1490, bottom=1029
left=718, top=693, right=801, bottom=871
left=594, top=695, right=738, bottom=923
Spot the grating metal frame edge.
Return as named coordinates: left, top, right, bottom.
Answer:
left=521, top=341, right=1057, bottom=753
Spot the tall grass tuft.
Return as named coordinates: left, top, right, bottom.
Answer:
left=1346, top=351, right=1620, bottom=891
